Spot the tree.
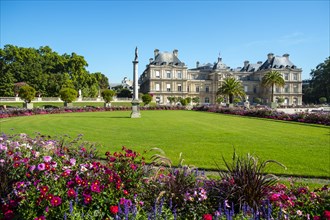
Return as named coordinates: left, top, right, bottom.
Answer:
left=142, top=94, right=152, bottom=106
left=192, top=97, right=200, bottom=105
left=117, top=88, right=132, bottom=98
left=101, top=89, right=116, bottom=103
left=261, top=71, right=285, bottom=102
left=319, top=97, right=327, bottom=104
left=19, top=85, right=36, bottom=103
left=309, top=57, right=330, bottom=103
left=167, top=96, right=177, bottom=105
left=59, top=88, right=77, bottom=103
left=217, top=77, right=245, bottom=104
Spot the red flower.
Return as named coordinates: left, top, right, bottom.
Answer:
left=84, top=195, right=92, bottom=204
left=110, top=205, right=119, bottom=214
left=203, top=214, right=213, bottom=220
left=50, top=196, right=62, bottom=207
left=324, top=211, right=330, bottom=219
left=67, top=188, right=76, bottom=198
left=46, top=194, right=54, bottom=201
left=40, top=185, right=49, bottom=194
left=13, top=162, right=20, bottom=168
left=313, top=216, right=321, bottom=220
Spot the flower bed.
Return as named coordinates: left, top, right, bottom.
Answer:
left=193, top=106, right=330, bottom=126
left=1, top=133, right=329, bottom=219
left=0, top=106, right=186, bottom=119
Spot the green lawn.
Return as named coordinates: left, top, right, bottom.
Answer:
left=1, top=110, right=329, bottom=178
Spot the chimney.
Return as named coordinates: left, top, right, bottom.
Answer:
left=257, top=61, right=263, bottom=64
left=173, top=49, right=178, bottom=57
left=196, top=61, right=200, bottom=68
left=283, top=53, right=289, bottom=58
left=244, top=60, right=249, bottom=68
left=154, top=49, right=159, bottom=58
left=149, top=58, right=153, bottom=64
left=267, top=53, right=274, bottom=62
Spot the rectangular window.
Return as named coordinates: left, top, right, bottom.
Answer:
left=244, top=85, right=248, bottom=92
left=155, top=83, right=160, bottom=91
left=177, top=71, right=182, bottom=79
left=253, top=86, right=257, bottom=94
left=275, top=86, right=280, bottom=93
left=187, top=86, right=190, bottom=92
left=166, top=83, right=171, bottom=92
left=205, top=86, right=209, bottom=93
left=178, top=84, right=182, bottom=92
left=196, top=85, right=200, bottom=92
left=155, top=70, right=160, bottom=78
left=284, top=85, right=289, bottom=93
left=166, top=71, right=171, bottom=78
left=293, top=85, right=298, bottom=93
left=293, top=73, right=298, bottom=80
left=284, top=73, right=289, bottom=80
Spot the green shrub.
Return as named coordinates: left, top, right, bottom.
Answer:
left=142, top=93, right=152, bottom=106
left=101, top=89, right=116, bottom=103
left=59, top=88, right=78, bottom=103
left=216, top=96, right=224, bottom=104
left=319, top=97, right=327, bottom=104
left=253, top=97, right=262, bottom=104
left=19, top=85, right=36, bottom=103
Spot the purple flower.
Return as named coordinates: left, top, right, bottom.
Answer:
left=38, top=163, right=46, bottom=171
left=29, top=165, right=36, bottom=171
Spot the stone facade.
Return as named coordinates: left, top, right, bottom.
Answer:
left=139, top=49, right=302, bottom=106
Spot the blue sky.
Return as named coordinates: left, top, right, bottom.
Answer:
left=1, top=0, right=329, bottom=83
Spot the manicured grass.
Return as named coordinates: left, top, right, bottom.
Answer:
left=0, top=110, right=329, bottom=178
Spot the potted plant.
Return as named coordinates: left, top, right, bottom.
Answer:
left=101, top=89, right=116, bottom=107
left=59, top=88, right=78, bottom=107
left=19, top=85, right=36, bottom=109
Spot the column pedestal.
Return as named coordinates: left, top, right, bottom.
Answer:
left=131, top=99, right=141, bottom=118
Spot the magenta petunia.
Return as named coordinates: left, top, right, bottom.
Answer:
left=91, top=183, right=101, bottom=193
left=34, top=216, right=46, bottom=220
left=67, top=188, right=76, bottom=198
left=50, top=196, right=62, bottom=207
left=84, top=195, right=92, bottom=204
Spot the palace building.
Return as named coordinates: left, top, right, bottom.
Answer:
left=139, top=49, right=302, bottom=106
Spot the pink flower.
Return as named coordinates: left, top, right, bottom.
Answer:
left=34, top=216, right=46, bottom=220
left=40, top=185, right=49, bottom=194
left=50, top=196, right=62, bottom=207
left=324, top=211, right=330, bottom=219
left=270, top=193, right=280, bottom=201
left=69, top=158, right=76, bottom=166
left=43, top=156, right=52, bottom=162
left=203, top=214, right=213, bottom=220
left=91, top=183, right=100, bottom=193
left=37, top=163, right=46, bottom=171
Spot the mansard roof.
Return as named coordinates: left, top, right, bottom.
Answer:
left=240, top=63, right=262, bottom=72
left=151, top=51, right=184, bottom=66
left=259, top=54, right=297, bottom=70
left=213, top=57, right=228, bottom=70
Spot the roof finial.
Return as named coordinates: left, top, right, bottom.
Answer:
left=218, top=51, right=222, bottom=62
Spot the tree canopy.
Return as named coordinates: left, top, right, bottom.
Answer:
left=303, top=57, right=330, bottom=104
left=217, top=77, right=245, bottom=104
left=0, top=45, right=110, bottom=97
left=261, top=71, right=285, bottom=103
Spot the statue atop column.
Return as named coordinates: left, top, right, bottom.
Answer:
left=135, top=47, right=138, bottom=61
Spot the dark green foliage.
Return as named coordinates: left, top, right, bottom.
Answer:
left=0, top=45, right=109, bottom=97
left=213, top=151, right=286, bottom=210
left=261, top=71, right=285, bottom=103
left=192, top=97, right=200, bottom=105
left=319, top=97, right=327, bottom=104
left=167, top=96, right=177, bottom=104
left=309, top=57, right=330, bottom=103
left=142, top=93, right=152, bottom=106
left=19, top=85, right=36, bottom=103
left=101, top=89, right=116, bottom=103
left=59, top=88, right=78, bottom=103
left=117, top=88, right=132, bottom=98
